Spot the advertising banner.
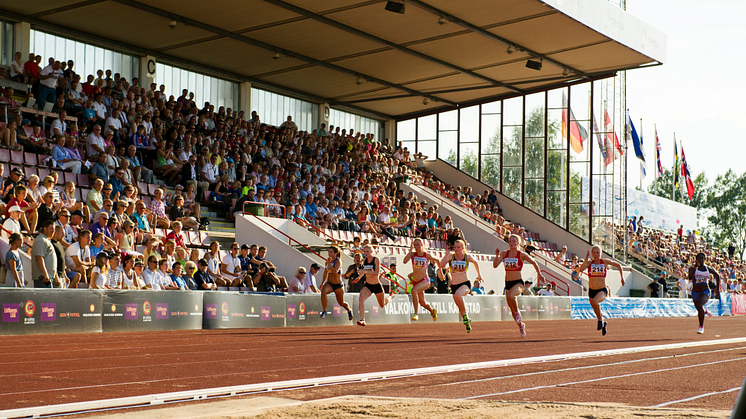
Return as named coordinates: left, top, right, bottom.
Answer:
left=102, top=290, right=203, bottom=332
left=537, top=296, right=572, bottom=320
left=417, top=295, right=503, bottom=323
left=285, top=293, right=355, bottom=327
left=202, top=292, right=286, bottom=329
left=0, top=289, right=103, bottom=335
left=731, top=294, right=746, bottom=315
left=571, top=294, right=731, bottom=319
left=502, top=296, right=539, bottom=321
left=356, top=294, right=412, bottom=325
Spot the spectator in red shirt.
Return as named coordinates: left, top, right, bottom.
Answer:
left=23, top=53, right=39, bottom=84
left=7, top=185, right=38, bottom=234
left=165, top=220, right=186, bottom=248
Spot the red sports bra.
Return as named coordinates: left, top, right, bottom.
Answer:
left=503, top=250, right=524, bottom=272
left=588, top=259, right=607, bottom=278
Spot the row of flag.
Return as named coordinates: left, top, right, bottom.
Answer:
left=560, top=92, right=695, bottom=200
left=627, top=115, right=695, bottom=199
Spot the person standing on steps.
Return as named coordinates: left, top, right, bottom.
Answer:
left=492, top=234, right=543, bottom=338
left=577, top=245, right=624, bottom=336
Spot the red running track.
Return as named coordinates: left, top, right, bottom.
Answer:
left=1, top=316, right=744, bottom=413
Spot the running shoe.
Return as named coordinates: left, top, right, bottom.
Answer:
left=597, top=320, right=603, bottom=330
left=463, top=315, right=471, bottom=333
left=411, top=314, right=419, bottom=321
left=519, top=322, right=526, bottom=338
left=697, top=327, right=704, bottom=334
left=320, top=311, right=327, bottom=318
left=347, top=310, right=353, bottom=321
left=601, top=321, right=608, bottom=336
left=357, top=320, right=366, bottom=326
left=705, top=309, right=712, bottom=317
left=431, top=308, right=438, bottom=322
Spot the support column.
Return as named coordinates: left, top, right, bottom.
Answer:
left=384, top=118, right=396, bottom=147
left=14, top=22, right=31, bottom=58
left=318, top=102, right=330, bottom=131
left=239, top=82, right=252, bottom=114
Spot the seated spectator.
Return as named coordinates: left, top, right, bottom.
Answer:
left=2, top=205, right=24, bottom=241
left=65, top=229, right=93, bottom=279
left=288, top=267, right=307, bottom=293
left=201, top=153, right=220, bottom=193
left=119, top=255, right=143, bottom=289
left=149, top=188, right=171, bottom=229
left=86, top=179, right=104, bottom=216
left=52, top=136, right=83, bottom=174
left=126, top=145, right=155, bottom=184
left=89, top=251, right=111, bottom=290
left=8, top=185, right=38, bottom=234
left=471, top=278, right=485, bottom=295
left=105, top=252, right=123, bottom=289
left=169, top=261, right=189, bottom=290
left=253, top=262, right=282, bottom=292
left=157, top=258, right=180, bottom=290
left=180, top=261, right=199, bottom=290
left=0, top=119, right=23, bottom=151
left=194, top=258, right=217, bottom=290
left=170, top=194, right=202, bottom=230
left=555, top=246, right=568, bottom=264
left=89, top=152, right=110, bottom=183
left=522, top=280, right=535, bottom=295
left=221, top=242, right=252, bottom=288
left=536, top=283, right=554, bottom=296
left=37, top=192, right=61, bottom=229
left=86, top=124, right=106, bottom=160
left=165, top=220, right=186, bottom=248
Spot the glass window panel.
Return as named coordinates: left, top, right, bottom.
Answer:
left=569, top=204, right=589, bottom=240
left=547, top=87, right=565, bottom=110
left=502, top=166, right=522, bottom=203
left=418, top=141, right=436, bottom=161
left=503, top=97, right=523, bottom=126
left=438, top=130, right=458, bottom=164
left=547, top=150, right=567, bottom=191
left=438, top=110, right=457, bottom=131
left=481, top=114, right=500, bottom=154
left=502, top=125, right=522, bottom=167
left=525, top=137, right=544, bottom=179
left=459, top=106, right=479, bottom=143
left=459, top=142, right=478, bottom=178
left=547, top=109, right=566, bottom=150
left=570, top=162, right=588, bottom=204
left=55, top=36, right=65, bottom=59
left=111, top=51, right=122, bottom=75
left=524, top=178, right=544, bottom=215
left=481, top=100, right=501, bottom=114
left=414, top=114, right=434, bottom=140
left=480, top=155, right=501, bottom=191
left=547, top=190, right=566, bottom=227
left=524, top=92, right=545, bottom=137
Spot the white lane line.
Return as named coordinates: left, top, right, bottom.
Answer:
left=2, top=337, right=745, bottom=419
left=462, top=356, right=746, bottom=399
left=655, top=387, right=742, bottom=407
left=437, top=346, right=746, bottom=388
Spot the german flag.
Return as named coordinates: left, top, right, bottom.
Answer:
left=562, top=93, right=587, bottom=154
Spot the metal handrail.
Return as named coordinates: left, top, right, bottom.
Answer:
left=241, top=210, right=408, bottom=292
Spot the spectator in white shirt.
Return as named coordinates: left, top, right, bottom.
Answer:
left=106, top=109, right=124, bottom=143
left=303, top=263, right=321, bottom=293
left=536, top=283, right=555, bottom=296
left=201, top=153, right=220, bottom=192
left=221, top=242, right=248, bottom=287
left=86, top=124, right=106, bottom=160
left=51, top=111, right=67, bottom=140
left=91, top=93, right=108, bottom=127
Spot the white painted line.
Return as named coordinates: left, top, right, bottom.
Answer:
left=655, top=387, right=741, bottom=407
left=1, top=337, right=745, bottom=419
left=438, top=345, right=746, bottom=388
left=462, top=356, right=746, bottom=399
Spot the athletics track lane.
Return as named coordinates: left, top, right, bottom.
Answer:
left=0, top=316, right=743, bottom=411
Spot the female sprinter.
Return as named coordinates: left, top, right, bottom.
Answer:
left=689, top=252, right=720, bottom=334
left=357, top=244, right=390, bottom=326
left=577, top=245, right=624, bottom=336
left=493, top=234, right=543, bottom=338
left=319, top=245, right=353, bottom=321
left=402, top=238, right=437, bottom=322
left=440, top=240, right=483, bottom=333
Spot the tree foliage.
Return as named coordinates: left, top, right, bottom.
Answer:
left=705, top=169, right=746, bottom=259
left=644, top=167, right=709, bottom=210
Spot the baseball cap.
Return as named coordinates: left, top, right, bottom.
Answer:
left=97, top=251, right=111, bottom=259
left=240, top=244, right=250, bottom=250
left=310, top=263, right=321, bottom=269
left=11, top=168, right=23, bottom=176
left=8, top=206, right=22, bottom=213
left=198, top=258, right=208, bottom=266
left=71, top=210, right=84, bottom=217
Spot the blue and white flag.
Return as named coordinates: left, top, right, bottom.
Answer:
left=627, top=114, right=646, bottom=179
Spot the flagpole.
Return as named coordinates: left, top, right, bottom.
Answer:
left=639, top=118, right=643, bottom=190
left=654, top=123, right=657, bottom=195
left=672, top=133, right=676, bottom=201
left=680, top=140, right=684, bottom=204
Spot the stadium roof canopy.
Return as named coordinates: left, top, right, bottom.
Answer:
left=2, top=0, right=666, bottom=120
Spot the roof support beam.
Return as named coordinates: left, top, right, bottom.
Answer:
left=406, top=0, right=588, bottom=78
left=110, top=0, right=458, bottom=107
left=0, top=7, right=394, bottom=120
left=259, top=0, right=523, bottom=94
left=28, top=0, right=105, bottom=19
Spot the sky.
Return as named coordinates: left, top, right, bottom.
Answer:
left=624, top=0, right=746, bottom=191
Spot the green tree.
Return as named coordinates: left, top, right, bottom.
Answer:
left=645, top=167, right=709, bottom=209
left=705, top=169, right=746, bottom=260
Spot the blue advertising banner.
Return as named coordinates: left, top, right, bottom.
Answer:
left=571, top=294, right=732, bottom=319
